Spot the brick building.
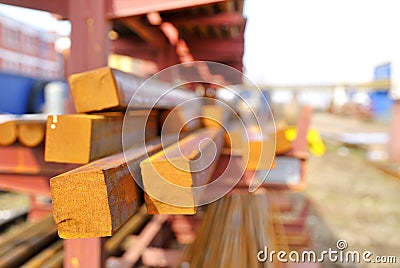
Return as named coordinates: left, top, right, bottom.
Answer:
left=0, top=13, right=63, bottom=79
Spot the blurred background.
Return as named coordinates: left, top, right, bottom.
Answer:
left=0, top=1, right=399, bottom=268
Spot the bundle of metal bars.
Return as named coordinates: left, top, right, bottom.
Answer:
left=0, top=205, right=151, bottom=267
left=183, top=191, right=271, bottom=268
left=0, top=215, right=61, bottom=268
left=48, top=67, right=214, bottom=239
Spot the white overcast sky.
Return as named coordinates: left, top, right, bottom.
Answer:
left=1, top=1, right=400, bottom=85
left=243, top=0, right=400, bottom=85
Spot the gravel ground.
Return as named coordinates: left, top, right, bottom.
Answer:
left=304, top=113, right=400, bottom=268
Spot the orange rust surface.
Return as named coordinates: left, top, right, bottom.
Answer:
left=69, top=67, right=121, bottom=113
left=141, top=128, right=224, bottom=214
left=50, top=138, right=171, bottom=238
left=45, top=113, right=156, bottom=164
left=18, top=123, right=46, bottom=147
left=275, top=127, right=292, bottom=155
left=0, top=121, right=17, bottom=146
left=242, top=137, right=275, bottom=170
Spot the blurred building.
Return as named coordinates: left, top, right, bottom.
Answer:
left=0, top=13, right=63, bottom=79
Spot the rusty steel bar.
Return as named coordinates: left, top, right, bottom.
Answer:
left=50, top=137, right=175, bottom=239
left=0, top=222, right=58, bottom=267
left=0, top=214, right=55, bottom=257
left=68, top=67, right=199, bottom=113
left=20, top=240, right=63, bottom=268
left=141, top=127, right=224, bottom=214
left=45, top=112, right=158, bottom=164
left=38, top=250, right=63, bottom=268
left=185, top=192, right=271, bottom=268
left=104, top=206, right=151, bottom=256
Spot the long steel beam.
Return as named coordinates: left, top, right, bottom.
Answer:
left=50, top=137, right=174, bottom=238
left=68, top=67, right=198, bottom=113
left=44, top=112, right=157, bottom=164
left=140, top=127, right=224, bottom=214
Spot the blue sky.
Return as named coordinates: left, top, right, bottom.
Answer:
left=1, top=1, right=399, bottom=85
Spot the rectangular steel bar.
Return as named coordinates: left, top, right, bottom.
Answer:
left=68, top=67, right=198, bottom=113
left=104, top=206, right=151, bottom=256
left=0, top=214, right=54, bottom=257
left=201, top=104, right=231, bottom=128
left=160, top=107, right=202, bottom=134
left=0, top=219, right=58, bottom=267
left=242, top=135, right=275, bottom=170
left=44, top=111, right=157, bottom=164
left=140, top=127, right=224, bottom=214
left=50, top=137, right=173, bottom=239
left=20, top=240, right=63, bottom=268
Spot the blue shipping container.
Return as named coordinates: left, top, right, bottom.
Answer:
left=369, top=90, right=393, bottom=120
left=0, top=72, right=36, bottom=114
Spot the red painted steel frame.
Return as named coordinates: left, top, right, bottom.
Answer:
left=67, top=0, right=110, bottom=76
left=0, top=144, right=77, bottom=175
left=0, top=144, right=77, bottom=221
left=105, top=0, right=226, bottom=19
left=0, top=1, right=245, bottom=267
left=388, top=101, right=400, bottom=163
left=64, top=238, right=107, bottom=268
left=0, top=0, right=68, bottom=17
left=0, top=174, right=50, bottom=196
left=141, top=247, right=183, bottom=267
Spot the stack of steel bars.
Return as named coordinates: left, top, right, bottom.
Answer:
left=184, top=191, right=272, bottom=268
